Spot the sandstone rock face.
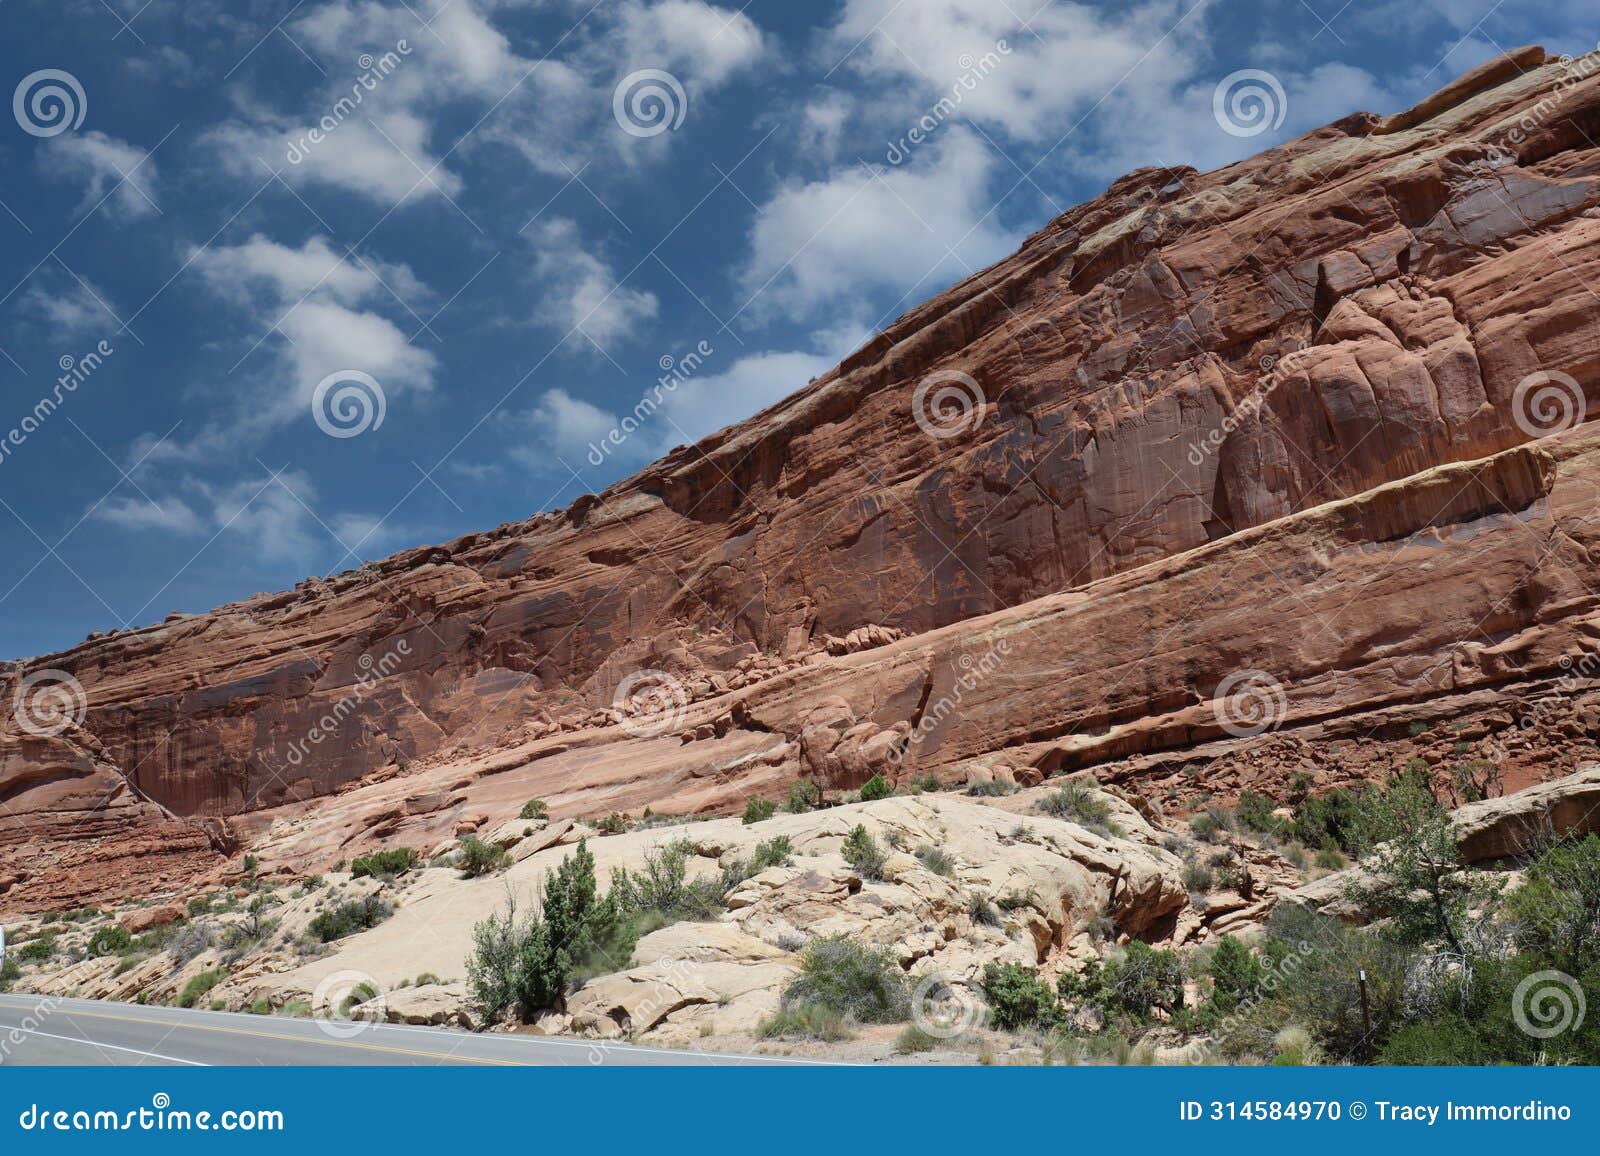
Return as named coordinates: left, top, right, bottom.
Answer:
left=10, top=48, right=1600, bottom=908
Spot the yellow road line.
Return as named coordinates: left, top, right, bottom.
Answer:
left=32, top=1006, right=521, bottom=1066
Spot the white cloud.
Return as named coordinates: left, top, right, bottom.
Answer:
left=525, top=217, right=659, bottom=348
left=519, top=344, right=845, bottom=471
left=16, top=271, right=121, bottom=340
left=612, top=0, right=766, bottom=84
left=823, top=0, right=1207, bottom=143
left=156, top=235, right=438, bottom=443
left=739, top=126, right=1019, bottom=320
left=91, top=495, right=206, bottom=535
left=89, top=469, right=402, bottom=567
left=38, top=131, right=159, bottom=219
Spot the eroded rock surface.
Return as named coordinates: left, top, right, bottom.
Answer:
left=10, top=49, right=1600, bottom=909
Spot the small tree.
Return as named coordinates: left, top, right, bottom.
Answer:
left=858, top=774, right=893, bottom=802
left=1207, top=935, right=1263, bottom=1013
left=1346, top=773, right=1469, bottom=954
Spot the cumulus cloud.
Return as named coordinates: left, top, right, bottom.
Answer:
left=518, top=344, right=844, bottom=472
left=525, top=217, right=659, bottom=348
left=90, top=468, right=403, bottom=567
left=738, top=126, right=1019, bottom=321
left=128, top=235, right=439, bottom=456
left=38, top=131, right=160, bottom=219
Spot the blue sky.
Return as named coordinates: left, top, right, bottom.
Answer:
left=0, top=0, right=1589, bottom=660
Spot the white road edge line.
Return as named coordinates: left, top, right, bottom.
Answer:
left=2, top=1024, right=207, bottom=1066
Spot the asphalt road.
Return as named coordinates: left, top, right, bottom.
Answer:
left=0, top=994, right=811, bottom=1066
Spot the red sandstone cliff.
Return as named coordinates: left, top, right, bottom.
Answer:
left=8, top=45, right=1600, bottom=911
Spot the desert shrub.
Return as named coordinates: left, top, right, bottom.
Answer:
left=966, top=777, right=1018, bottom=797
left=1181, top=863, right=1214, bottom=893
left=982, top=962, right=1062, bottom=1031
left=168, top=923, right=215, bottom=966
left=756, top=1005, right=851, bottom=1041
left=595, top=813, right=629, bottom=835
left=785, top=779, right=822, bottom=813
left=177, top=968, right=227, bottom=1009
left=0, top=958, right=20, bottom=991
left=16, top=935, right=55, bottom=964
left=1036, top=785, right=1122, bottom=836
left=749, top=835, right=793, bottom=872
left=1505, top=833, right=1600, bottom=974
left=857, top=774, right=893, bottom=802
left=519, top=799, right=549, bottom=821
left=909, top=774, right=942, bottom=794
left=1234, top=789, right=1282, bottom=835
left=1292, top=787, right=1363, bottom=852
left=350, top=847, right=418, bottom=878
left=1064, top=941, right=1185, bottom=1022
left=967, top=890, right=1001, bottom=926
left=841, top=824, right=887, bottom=880
left=893, top=1024, right=940, bottom=1053
left=742, top=796, right=777, bottom=825
left=1188, top=811, right=1220, bottom=841
left=457, top=837, right=510, bottom=878
left=307, top=895, right=393, bottom=943
left=465, top=839, right=637, bottom=1021
left=915, top=845, right=956, bottom=877
left=1206, top=936, right=1263, bottom=1013
left=86, top=925, right=133, bottom=958
left=780, top=935, right=909, bottom=1024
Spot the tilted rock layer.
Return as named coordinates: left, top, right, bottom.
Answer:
left=9, top=46, right=1600, bottom=909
